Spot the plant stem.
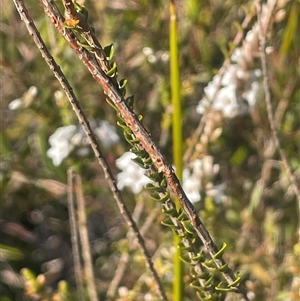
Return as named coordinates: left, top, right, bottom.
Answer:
left=170, top=1, right=183, bottom=299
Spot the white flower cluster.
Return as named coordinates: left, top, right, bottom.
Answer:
left=182, top=156, right=225, bottom=204
left=115, top=152, right=151, bottom=194
left=116, top=152, right=225, bottom=204
left=197, top=33, right=262, bottom=118
left=47, top=121, right=119, bottom=166
left=47, top=125, right=79, bottom=166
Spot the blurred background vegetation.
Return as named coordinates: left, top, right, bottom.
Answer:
left=1, top=0, right=299, bottom=300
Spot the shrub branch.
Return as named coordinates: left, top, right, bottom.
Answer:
left=14, top=0, right=249, bottom=299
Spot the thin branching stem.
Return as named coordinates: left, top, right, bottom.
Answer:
left=74, top=174, right=99, bottom=301
left=257, top=0, right=300, bottom=207
left=67, top=168, right=84, bottom=301
left=12, top=1, right=168, bottom=300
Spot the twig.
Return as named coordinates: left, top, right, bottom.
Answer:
left=67, top=168, right=84, bottom=301
left=12, top=1, right=168, bottom=300
left=74, top=174, right=99, bottom=301
left=257, top=0, right=300, bottom=206
left=106, top=253, right=129, bottom=299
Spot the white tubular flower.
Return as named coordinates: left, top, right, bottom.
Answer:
left=116, top=152, right=150, bottom=194
left=47, top=125, right=77, bottom=166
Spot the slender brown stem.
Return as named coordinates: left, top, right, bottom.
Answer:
left=74, top=174, right=99, bottom=301
left=67, top=168, right=84, bottom=301
left=257, top=0, right=300, bottom=206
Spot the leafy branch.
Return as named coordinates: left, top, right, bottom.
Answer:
left=13, top=0, right=249, bottom=299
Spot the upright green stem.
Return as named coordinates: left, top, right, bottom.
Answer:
left=170, top=1, right=183, bottom=299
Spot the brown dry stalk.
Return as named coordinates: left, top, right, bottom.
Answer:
left=67, top=168, right=84, bottom=301
left=74, top=174, right=99, bottom=301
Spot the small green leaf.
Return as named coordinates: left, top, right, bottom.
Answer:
left=162, top=206, right=177, bottom=215
left=123, top=131, right=135, bottom=145
left=161, top=217, right=175, bottom=228
left=181, top=220, right=195, bottom=234
left=105, top=98, right=117, bottom=110
left=119, top=78, right=128, bottom=89
left=150, top=192, right=161, bottom=200
left=132, top=156, right=147, bottom=169
left=145, top=183, right=158, bottom=190
left=215, top=282, right=232, bottom=292
left=119, top=87, right=126, bottom=97
left=21, top=268, right=36, bottom=281
left=126, top=95, right=134, bottom=108
left=106, top=62, right=117, bottom=77
left=196, top=284, right=212, bottom=301
left=191, top=251, right=205, bottom=263
left=228, top=275, right=242, bottom=287
left=196, top=290, right=214, bottom=301
left=58, top=280, right=69, bottom=295
left=103, top=43, right=114, bottom=60
left=191, top=278, right=207, bottom=289
left=160, top=178, right=167, bottom=188
left=204, top=274, right=214, bottom=286
left=159, top=191, right=171, bottom=202
left=218, top=263, right=229, bottom=272
left=117, top=121, right=132, bottom=133
left=177, top=208, right=188, bottom=221
left=143, top=156, right=153, bottom=165
left=180, top=253, right=192, bottom=264
left=213, top=242, right=227, bottom=259
left=202, top=261, right=217, bottom=272
left=130, top=148, right=147, bottom=157
left=147, top=171, right=160, bottom=182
